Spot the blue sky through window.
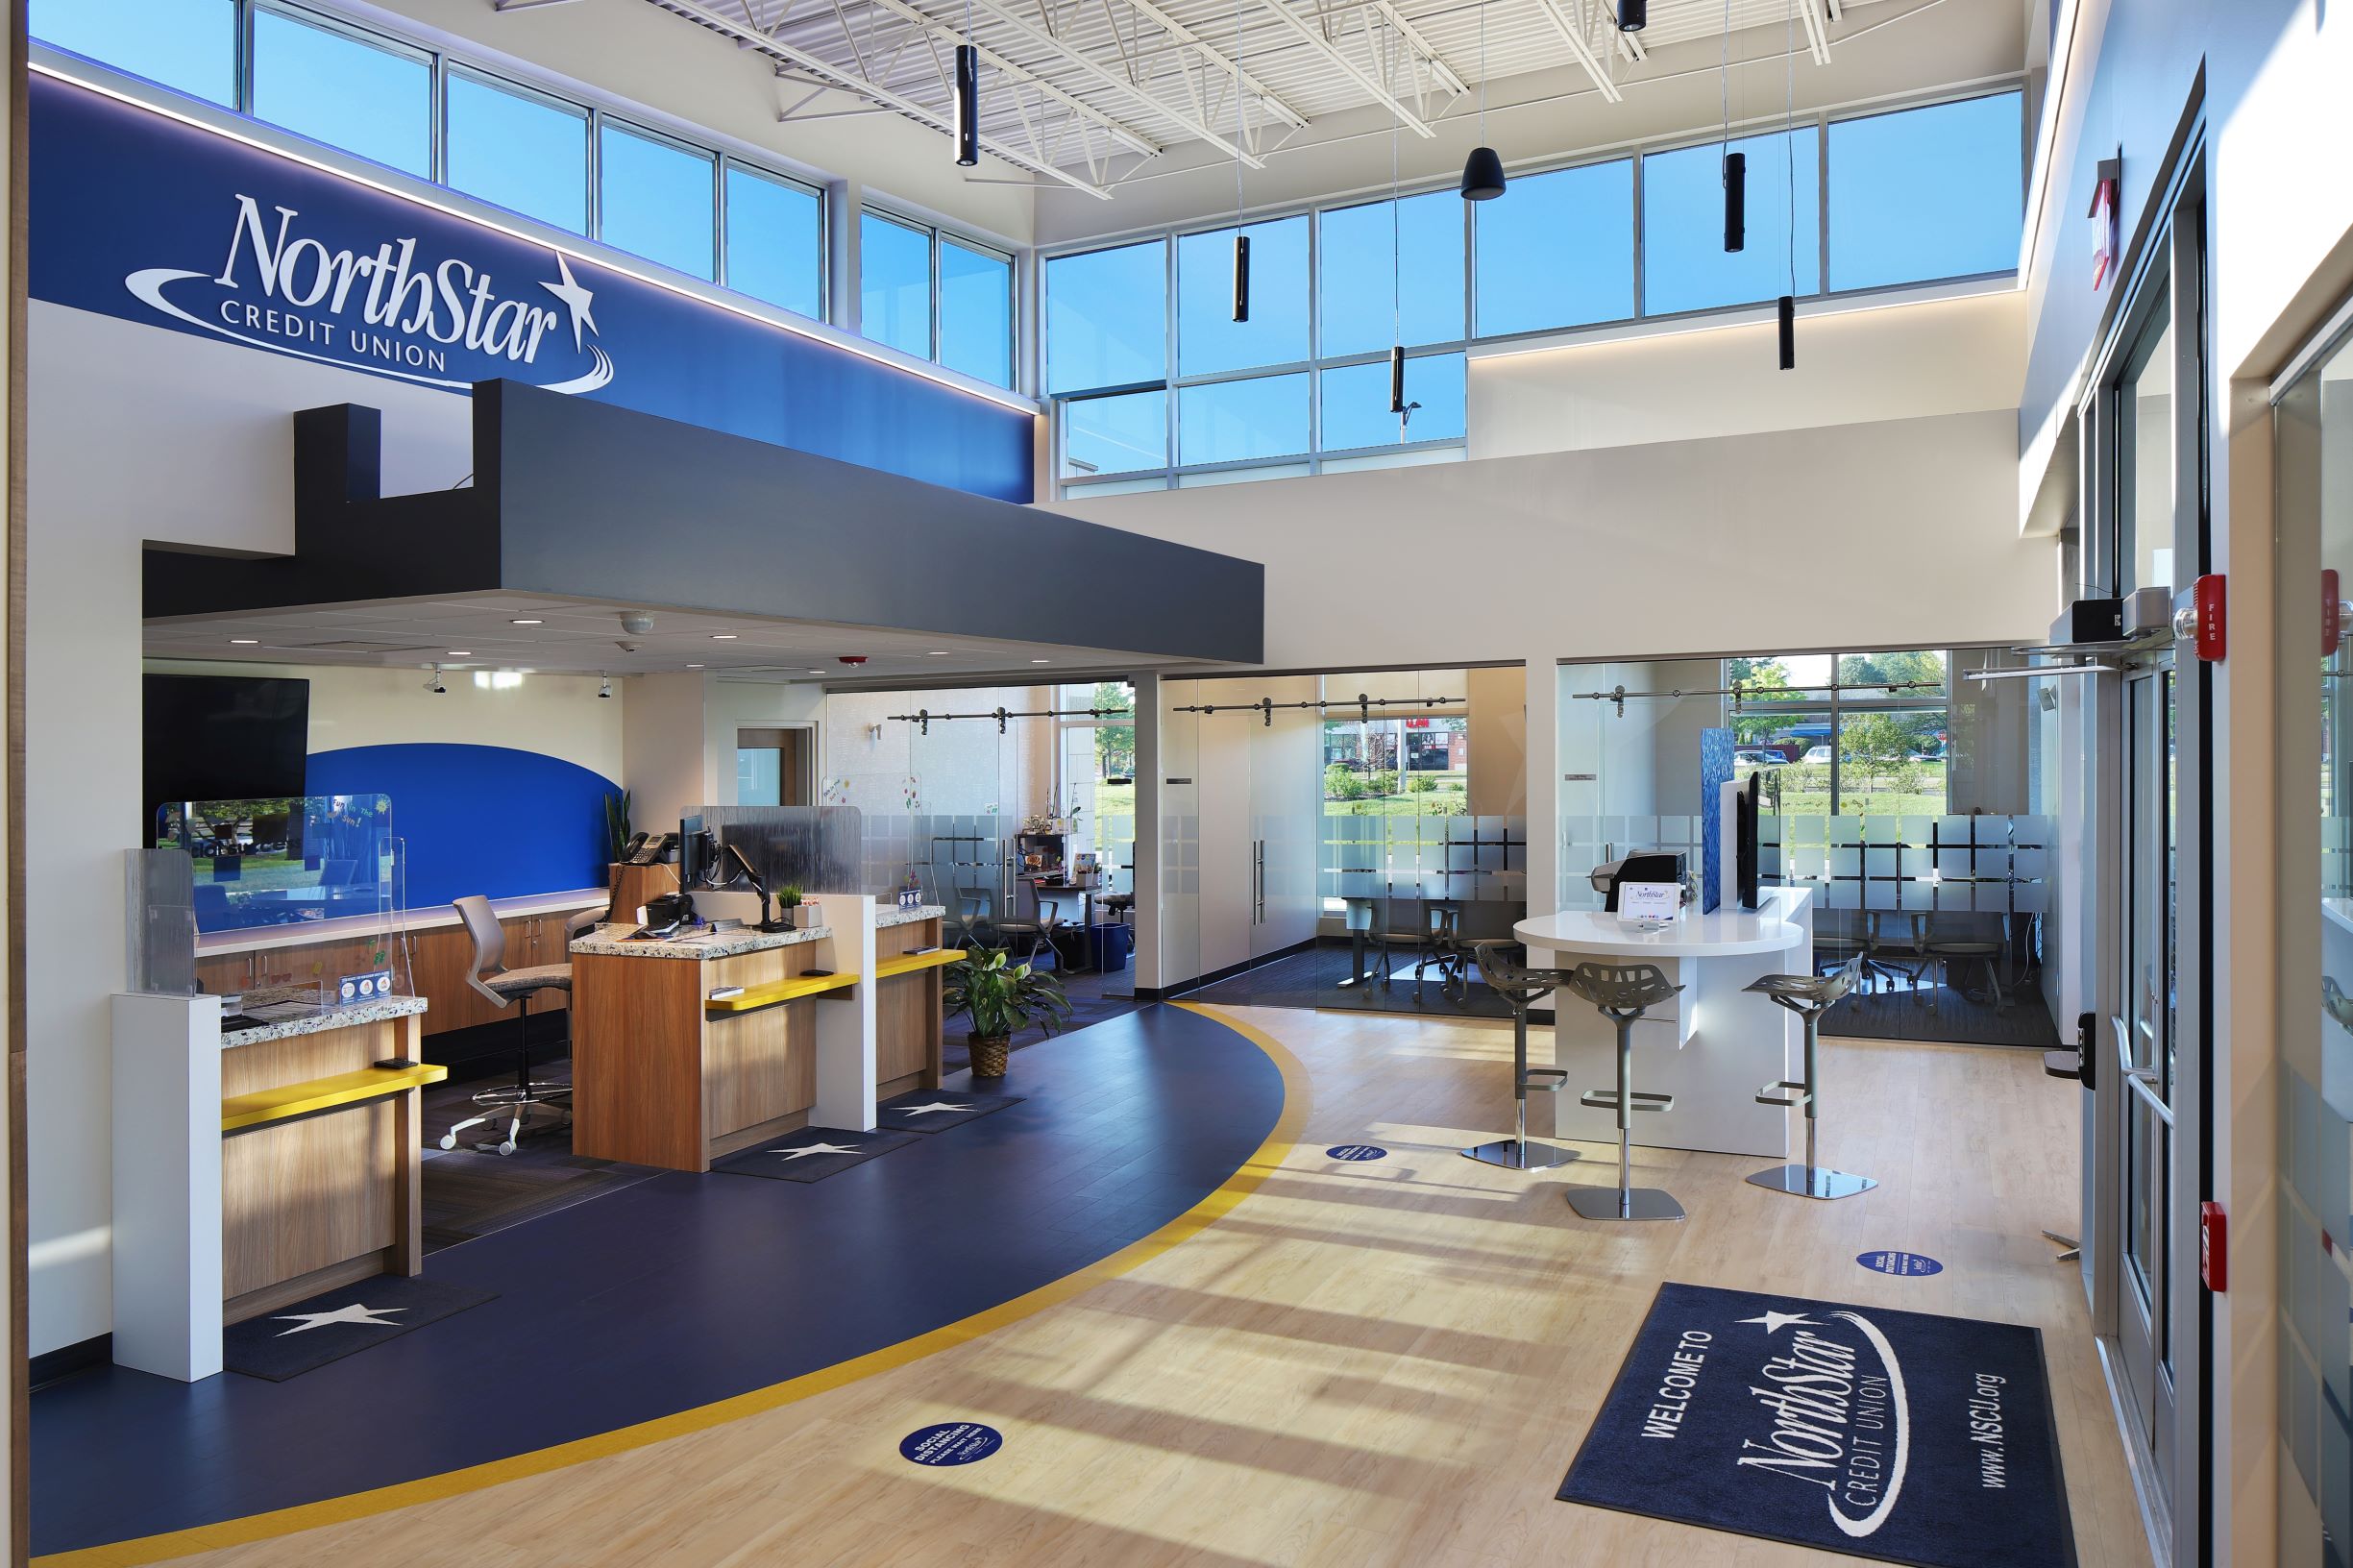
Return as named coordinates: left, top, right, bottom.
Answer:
left=1178, top=216, right=1308, bottom=377
left=1045, top=241, right=1167, bottom=393
left=1065, top=390, right=1166, bottom=476
left=1319, top=192, right=1464, bottom=355
left=446, top=72, right=588, bottom=234
left=723, top=166, right=823, bottom=320
left=1829, top=93, right=2022, bottom=290
left=860, top=213, right=932, bottom=359
left=34, top=0, right=235, bottom=105
left=1320, top=353, right=1466, bottom=451
left=1644, top=128, right=1819, bottom=314
left=1178, top=373, right=1310, bottom=465
left=939, top=239, right=1014, bottom=387
left=251, top=9, right=430, bottom=177
left=1474, top=159, right=1634, bottom=336
left=600, top=122, right=716, bottom=280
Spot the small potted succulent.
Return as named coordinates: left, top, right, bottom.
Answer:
left=775, top=884, right=814, bottom=929
left=944, top=945, right=1071, bottom=1080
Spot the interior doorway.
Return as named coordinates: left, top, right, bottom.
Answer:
left=736, top=726, right=812, bottom=807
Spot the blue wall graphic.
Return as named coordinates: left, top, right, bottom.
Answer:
left=29, top=74, right=1034, bottom=502
left=305, top=744, right=613, bottom=913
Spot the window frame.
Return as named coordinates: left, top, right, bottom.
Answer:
left=247, top=0, right=437, bottom=181
left=861, top=205, right=1018, bottom=389
left=441, top=61, right=592, bottom=234
left=1045, top=78, right=2027, bottom=499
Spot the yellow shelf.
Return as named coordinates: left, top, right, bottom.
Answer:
left=221, top=1063, right=448, bottom=1134
left=874, top=949, right=962, bottom=981
left=706, top=970, right=861, bottom=1015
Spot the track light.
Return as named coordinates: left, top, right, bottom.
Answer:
left=1460, top=145, right=1506, bottom=202
left=953, top=44, right=980, bottom=167
left=1777, top=294, right=1796, bottom=370
left=424, top=666, right=447, bottom=695
left=1616, top=0, right=1645, bottom=28
left=1723, top=151, right=1746, bottom=252
left=1232, top=233, right=1250, bottom=323
left=599, top=674, right=613, bottom=699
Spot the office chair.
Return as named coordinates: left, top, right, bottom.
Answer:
left=440, top=895, right=574, bottom=1156
left=993, top=885, right=1066, bottom=969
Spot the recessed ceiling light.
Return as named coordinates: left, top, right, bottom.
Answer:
left=807, top=669, right=824, bottom=675
left=711, top=633, right=739, bottom=641
left=448, top=649, right=473, bottom=657
left=510, top=618, right=543, bottom=625
left=1031, top=658, right=1051, bottom=664
left=687, top=663, right=703, bottom=670
left=228, top=638, right=258, bottom=646
left=927, top=649, right=950, bottom=656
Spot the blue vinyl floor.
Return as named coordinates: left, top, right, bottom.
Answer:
left=31, top=1004, right=1283, bottom=1558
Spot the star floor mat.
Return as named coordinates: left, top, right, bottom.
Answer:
left=224, top=1275, right=497, bottom=1382
left=873, top=1090, right=1025, bottom=1132
left=710, top=1126, right=917, bottom=1182
left=1557, top=1281, right=2074, bottom=1568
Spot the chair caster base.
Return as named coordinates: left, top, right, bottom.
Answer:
left=1567, top=1186, right=1684, bottom=1221
left=1747, top=1164, right=1876, bottom=1200
left=1461, top=1139, right=1578, bottom=1171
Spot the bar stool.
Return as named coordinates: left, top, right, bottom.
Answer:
left=1747, top=956, right=1875, bottom=1200
left=1562, top=961, right=1684, bottom=1221
left=1459, top=943, right=1576, bottom=1171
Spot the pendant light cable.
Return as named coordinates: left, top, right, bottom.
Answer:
left=1778, top=0, right=1799, bottom=369
left=1230, top=0, right=1250, bottom=321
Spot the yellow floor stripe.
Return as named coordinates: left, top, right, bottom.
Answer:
left=39, top=1004, right=1308, bottom=1568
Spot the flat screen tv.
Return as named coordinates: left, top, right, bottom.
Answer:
left=142, top=674, right=310, bottom=841
left=1735, top=771, right=1761, bottom=911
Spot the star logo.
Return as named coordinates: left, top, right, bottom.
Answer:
left=895, top=1102, right=973, bottom=1115
left=774, top=1141, right=865, bottom=1161
left=538, top=253, right=599, bottom=354
left=1737, top=1311, right=1821, bottom=1335
left=272, top=1302, right=409, bottom=1336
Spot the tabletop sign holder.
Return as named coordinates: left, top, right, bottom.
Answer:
left=1614, top=882, right=1682, bottom=924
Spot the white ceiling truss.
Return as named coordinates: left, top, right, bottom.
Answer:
left=616, top=0, right=1900, bottom=196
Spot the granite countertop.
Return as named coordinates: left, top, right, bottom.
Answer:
left=570, top=923, right=831, bottom=960
left=875, top=904, right=947, bottom=929
left=220, top=993, right=429, bottom=1049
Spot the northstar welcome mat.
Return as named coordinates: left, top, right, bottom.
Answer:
left=1557, top=1281, right=2075, bottom=1568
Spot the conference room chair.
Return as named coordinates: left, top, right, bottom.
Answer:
left=439, top=894, right=574, bottom=1157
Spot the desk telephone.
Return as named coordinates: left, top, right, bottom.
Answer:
left=624, top=832, right=678, bottom=866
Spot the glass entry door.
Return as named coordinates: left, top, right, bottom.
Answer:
left=2113, top=650, right=2178, bottom=1498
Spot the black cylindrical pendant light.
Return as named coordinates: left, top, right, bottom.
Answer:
left=953, top=44, right=979, bottom=166
left=1388, top=345, right=1407, bottom=415
left=1617, top=0, right=1646, bottom=28
left=1232, top=233, right=1251, bottom=323
left=1723, top=151, right=1746, bottom=252
left=1460, top=145, right=1506, bottom=201
left=1777, top=294, right=1796, bottom=370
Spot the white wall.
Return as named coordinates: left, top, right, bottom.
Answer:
left=704, top=679, right=826, bottom=809
left=1051, top=408, right=2055, bottom=673
left=1473, top=290, right=2026, bottom=459
left=622, top=672, right=711, bottom=836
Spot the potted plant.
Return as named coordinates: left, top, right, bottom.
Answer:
left=775, top=885, right=811, bottom=929
left=944, top=946, right=1071, bottom=1080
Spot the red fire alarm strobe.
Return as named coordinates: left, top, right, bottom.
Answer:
left=2326, top=568, right=2343, bottom=659
left=2200, top=1200, right=2227, bottom=1293
left=2173, top=575, right=2225, bottom=662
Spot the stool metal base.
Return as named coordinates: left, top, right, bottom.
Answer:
left=1568, top=1186, right=1685, bottom=1221
left=1461, top=1138, right=1578, bottom=1171
left=1747, top=1164, right=1876, bottom=1201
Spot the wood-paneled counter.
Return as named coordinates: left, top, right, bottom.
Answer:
left=568, top=924, right=834, bottom=1171
left=874, top=908, right=948, bottom=1095
left=218, top=997, right=442, bottom=1324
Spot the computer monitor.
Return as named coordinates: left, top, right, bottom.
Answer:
left=679, top=813, right=709, bottom=888
left=1734, top=772, right=1761, bottom=911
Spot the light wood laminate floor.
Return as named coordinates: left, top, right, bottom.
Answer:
left=175, top=1004, right=2145, bottom=1568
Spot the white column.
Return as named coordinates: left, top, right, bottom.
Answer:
left=807, top=893, right=877, bottom=1129
left=110, top=992, right=222, bottom=1383
left=1131, top=674, right=1163, bottom=993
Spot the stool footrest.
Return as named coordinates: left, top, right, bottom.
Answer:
left=1580, top=1089, right=1673, bottom=1113
left=1755, top=1078, right=1812, bottom=1108
left=1519, top=1067, right=1568, bottom=1094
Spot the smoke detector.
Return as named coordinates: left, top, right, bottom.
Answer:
left=620, top=611, right=655, bottom=635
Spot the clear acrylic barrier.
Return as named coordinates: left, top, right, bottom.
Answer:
left=157, top=796, right=396, bottom=938
left=699, top=805, right=865, bottom=898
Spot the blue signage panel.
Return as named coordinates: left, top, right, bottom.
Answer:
left=1325, top=1143, right=1387, bottom=1162
left=29, top=75, right=1033, bottom=502
left=899, top=1422, right=1004, bottom=1466
left=1857, top=1250, right=1946, bottom=1277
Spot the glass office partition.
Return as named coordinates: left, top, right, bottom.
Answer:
left=156, top=795, right=396, bottom=935
left=2273, top=321, right=2353, bottom=1565
left=696, top=806, right=863, bottom=896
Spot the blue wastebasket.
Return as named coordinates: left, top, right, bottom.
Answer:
left=1089, top=921, right=1133, bottom=972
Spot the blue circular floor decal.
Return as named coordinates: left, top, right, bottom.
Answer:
left=1856, top=1249, right=1944, bottom=1277
left=899, top=1422, right=1003, bottom=1466
left=1325, top=1143, right=1388, bottom=1162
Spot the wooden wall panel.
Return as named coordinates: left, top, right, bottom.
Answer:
left=569, top=953, right=706, bottom=1170
left=875, top=919, right=944, bottom=1090
left=703, top=946, right=815, bottom=1139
